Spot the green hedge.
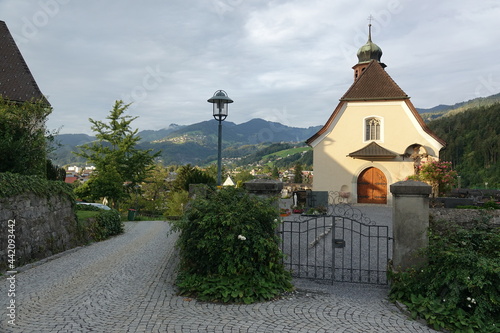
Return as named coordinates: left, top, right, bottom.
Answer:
left=389, top=220, right=500, bottom=332
left=87, top=210, right=124, bottom=242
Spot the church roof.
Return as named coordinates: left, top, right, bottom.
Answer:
left=306, top=28, right=446, bottom=149
left=348, top=142, right=398, bottom=160
left=0, top=21, right=49, bottom=105
left=341, top=60, right=409, bottom=101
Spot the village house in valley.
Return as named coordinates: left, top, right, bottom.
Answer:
left=307, top=25, right=445, bottom=204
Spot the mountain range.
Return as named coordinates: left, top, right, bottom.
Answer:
left=52, top=92, right=500, bottom=167
left=52, top=119, right=321, bottom=166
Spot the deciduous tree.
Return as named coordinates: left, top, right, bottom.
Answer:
left=74, top=100, right=160, bottom=207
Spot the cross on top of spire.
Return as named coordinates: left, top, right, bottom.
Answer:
left=367, top=15, right=374, bottom=41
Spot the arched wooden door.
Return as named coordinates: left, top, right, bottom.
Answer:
left=357, top=167, right=387, bottom=204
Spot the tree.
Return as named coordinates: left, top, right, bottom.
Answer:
left=204, top=163, right=227, bottom=183
left=128, top=164, right=170, bottom=215
left=233, top=170, right=254, bottom=184
left=293, top=163, right=303, bottom=183
left=0, top=97, right=53, bottom=176
left=271, top=166, right=280, bottom=179
left=46, top=159, right=66, bottom=181
left=74, top=100, right=160, bottom=207
left=172, top=164, right=215, bottom=192
left=428, top=103, right=500, bottom=188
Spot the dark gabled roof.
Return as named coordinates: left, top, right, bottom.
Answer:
left=0, top=20, right=49, bottom=105
left=341, top=60, right=408, bottom=101
left=348, top=142, right=398, bottom=160
left=306, top=62, right=446, bottom=148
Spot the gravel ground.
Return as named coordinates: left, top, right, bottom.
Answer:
left=0, top=217, right=438, bottom=333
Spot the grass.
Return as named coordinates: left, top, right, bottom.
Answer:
left=263, top=146, right=311, bottom=159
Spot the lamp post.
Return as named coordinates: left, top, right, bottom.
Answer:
left=207, top=90, right=233, bottom=186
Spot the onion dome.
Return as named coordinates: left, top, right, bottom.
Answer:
left=357, top=24, right=383, bottom=64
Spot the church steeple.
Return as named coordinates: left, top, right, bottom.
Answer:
left=353, top=22, right=386, bottom=81
left=357, top=24, right=383, bottom=63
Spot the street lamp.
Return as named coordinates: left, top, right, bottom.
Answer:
left=207, top=90, right=233, bottom=185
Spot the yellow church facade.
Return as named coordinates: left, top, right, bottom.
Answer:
left=307, top=27, right=445, bottom=205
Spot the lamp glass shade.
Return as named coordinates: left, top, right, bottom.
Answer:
left=208, top=90, right=233, bottom=121
left=213, top=101, right=228, bottom=118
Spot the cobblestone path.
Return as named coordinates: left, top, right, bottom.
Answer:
left=1, top=220, right=437, bottom=332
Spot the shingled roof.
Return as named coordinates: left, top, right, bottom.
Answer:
left=341, top=60, right=408, bottom=101
left=0, top=20, right=49, bottom=105
left=348, top=142, right=398, bottom=160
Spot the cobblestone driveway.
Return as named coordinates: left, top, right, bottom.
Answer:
left=1, top=220, right=437, bottom=332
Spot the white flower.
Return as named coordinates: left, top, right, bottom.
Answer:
left=238, top=235, right=246, bottom=241
left=274, top=219, right=278, bottom=223
left=467, top=297, right=471, bottom=301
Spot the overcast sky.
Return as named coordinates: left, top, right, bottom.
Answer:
left=1, top=0, right=499, bottom=134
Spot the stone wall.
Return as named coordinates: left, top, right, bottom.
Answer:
left=0, top=192, right=80, bottom=271
left=430, top=208, right=500, bottom=226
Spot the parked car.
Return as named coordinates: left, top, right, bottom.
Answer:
left=76, top=202, right=111, bottom=210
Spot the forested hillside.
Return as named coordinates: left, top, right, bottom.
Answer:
left=428, top=103, right=499, bottom=188
left=419, top=92, right=500, bottom=122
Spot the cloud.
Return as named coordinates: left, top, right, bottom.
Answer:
left=1, top=0, right=499, bottom=133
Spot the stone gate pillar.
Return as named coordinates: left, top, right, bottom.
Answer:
left=243, top=179, right=283, bottom=198
left=390, top=180, right=432, bottom=270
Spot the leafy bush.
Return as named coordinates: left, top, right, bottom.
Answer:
left=408, top=160, right=457, bottom=197
left=0, top=97, right=52, bottom=177
left=389, top=220, right=500, bottom=332
left=483, top=200, right=500, bottom=209
left=170, top=187, right=293, bottom=304
left=87, top=210, right=123, bottom=241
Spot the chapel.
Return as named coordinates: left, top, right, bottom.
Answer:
left=306, top=25, right=445, bottom=204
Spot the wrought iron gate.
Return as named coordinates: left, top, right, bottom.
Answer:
left=279, top=201, right=392, bottom=285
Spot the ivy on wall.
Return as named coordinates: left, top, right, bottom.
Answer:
left=0, top=172, right=74, bottom=199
